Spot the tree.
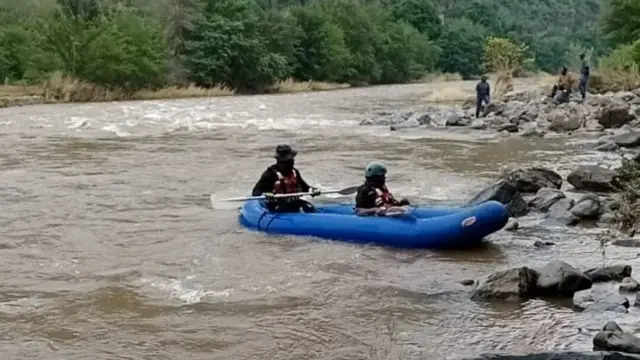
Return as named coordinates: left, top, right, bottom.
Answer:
left=389, top=0, right=442, bottom=39
left=482, top=36, right=529, bottom=73
left=436, top=18, right=486, bottom=78
left=600, top=0, right=640, bottom=47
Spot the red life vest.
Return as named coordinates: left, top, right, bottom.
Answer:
left=374, top=185, right=395, bottom=208
left=273, top=170, right=298, bottom=194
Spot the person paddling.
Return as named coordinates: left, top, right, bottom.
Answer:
left=251, top=144, right=320, bottom=213
left=355, top=162, right=409, bottom=216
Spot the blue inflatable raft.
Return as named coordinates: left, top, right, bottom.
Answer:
left=238, top=200, right=509, bottom=249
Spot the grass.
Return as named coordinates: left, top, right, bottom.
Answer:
left=0, top=73, right=351, bottom=108
left=589, top=64, right=640, bottom=94
left=416, top=72, right=463, bottom=83
left=268, top=77, right=351, bottom=93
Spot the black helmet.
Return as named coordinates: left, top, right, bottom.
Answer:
left=274, top=144, right=297, bottom=161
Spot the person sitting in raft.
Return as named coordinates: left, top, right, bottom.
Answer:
left=251, top=144, right=320, bottom=213
left=354, top=162, right=410, bottom=216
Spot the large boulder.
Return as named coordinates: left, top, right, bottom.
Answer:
left=549, top=112, right=582, bottom=132
left=529, top=188, right=566, bottom=212
left=571, top=193, right=605, bottom=220
left=471, top=267, right=538, bottom=301
left=504, top=167, right=562, bottom=193
left=467, top=179, right=529, bottom=217
left=597, top=102, right=632, bottom=129
left=567, top=166, right=621, bottom=193
left=612, top=131, right=640, bottom=148
left=547, top=198, right=579, bottom=225
left=584, top=265, right=633, bottom=283
left=594, top=322, right=640, bottom=354
left=535, top=260, right=593, bottom=296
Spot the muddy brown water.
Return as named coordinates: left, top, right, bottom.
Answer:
left=0, top=81, right=639, bottom=360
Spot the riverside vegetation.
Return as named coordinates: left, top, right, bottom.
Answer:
left=0, top=0, right=639, bottom=106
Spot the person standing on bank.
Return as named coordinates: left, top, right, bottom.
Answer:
left=475, top=75, right=491, bottom=118
left=579, top=53, right=590, bottom=100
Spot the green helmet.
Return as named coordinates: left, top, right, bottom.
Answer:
left=365, top=162, right=387, bottom=177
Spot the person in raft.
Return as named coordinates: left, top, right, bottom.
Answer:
left=354, top=162, right=410, bottom=216
left=251, top=144, right=320, bottom=213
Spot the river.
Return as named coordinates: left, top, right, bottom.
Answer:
left=0, top=81, right=638, bottom=360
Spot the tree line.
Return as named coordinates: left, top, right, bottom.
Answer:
left=0, top=0, right=636, bottom=93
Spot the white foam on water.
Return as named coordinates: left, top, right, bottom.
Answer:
left=141, top=276, right=233, bottom=304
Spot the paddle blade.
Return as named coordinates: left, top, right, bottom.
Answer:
left=210, top=194, right=247, bottom=210
left=336, top=185, right=360, bottom=196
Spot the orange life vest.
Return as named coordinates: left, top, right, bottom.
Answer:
left=273, top=170, right=298, bottom=194
left=374, top=185, right=395, bottom=208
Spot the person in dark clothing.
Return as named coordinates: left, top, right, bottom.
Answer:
left=579, top=53, right=590, bottom=100
left=355, top=162, right=409, bottom=216
left=251, top=144, right=320, bottom=213
left=475, top=75, right=491, bottom=118
left=550, top=66, right=573, bottom=101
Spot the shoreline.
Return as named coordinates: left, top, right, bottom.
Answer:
left=0, top=73, right=553, bottom=110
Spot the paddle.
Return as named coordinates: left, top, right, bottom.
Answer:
left=210, top=185, right=360, bottom=210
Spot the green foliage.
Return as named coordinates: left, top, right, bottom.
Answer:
left=0, top=0, right=631, bottom=93
left=615, top=157, right=640, bottom=231
left=598, top=41, right=640, bottom=71
left=436, top=18, right=486, bottom=79
left=600, top=0, right=640, bottom=48
left=482, top=36, right=529, bottom=73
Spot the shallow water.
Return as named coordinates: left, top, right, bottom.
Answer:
left=0, top=81, right=638, bottom=360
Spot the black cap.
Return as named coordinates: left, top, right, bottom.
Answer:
left=274, top=144, right=297, bottom=160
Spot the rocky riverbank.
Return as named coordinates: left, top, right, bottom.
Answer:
left=361, top=88, right=640, bottom=146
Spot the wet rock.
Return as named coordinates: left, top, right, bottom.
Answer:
left=497, top=123, right=518, bottom=133
left=635, top=292, right=640, bottom=307
left=571, top=193, right=605, bottom=220
left=504, top=218, right=519, bottom=231
left=598, top=102, right=632, bottom=129
left=620, top=277, right=640, bottom=292
left=534, top=240, right=556, bottom=247
left=483, top=102, right=506, bottom=116
left=520, top=123, right=546, bottom=137
left=603, top=321, right=624, bottom=333
left=612, top=239, right=640, bottom=248
left=549, top=112, right=582, bottom=132
left=505, top=167, right=562, bottom=193
left=467, top=179, right=529, bottom=217
left=595, top=141, right=620, bottom=152
left=460, top=279, right=475, bottom=286
left=469, top=119, right=487, bottom=130
left=584, top=265, right=633, bottom=283
left=599, top=212, right=617, bottom=224
left=471, top=267, right=538, bottom=301
left=567, top=165, right=620, bottom=193
left=446, top=114, right=470, bottom=127
left=574, top=290, right=630, bottom=313
left=612, top=131, right=640, bottom=148
left=535, top=260, right=592, bottom=297
left=547, top=198, right=578, bottom=225
left=594, top=330, right=640, bottom=354
left=529, top=187, right=566, bottom=212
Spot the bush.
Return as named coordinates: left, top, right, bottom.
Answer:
left=590, top=40, right=640, bottom=93
left=482, top=36, right=530, bottom=74
left=615, top=157, right=640, bottom=231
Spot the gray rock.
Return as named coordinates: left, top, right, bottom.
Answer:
left=549, top=112, right=582, bottom=132
left=571, top=193, right=605, bottom=220
left=547, top=198, right=578, bottom=225
left=574, top=290, right=629, bottom=313
left=534, top=241, right=556, bottom=247
left=446, top=114, right=470, bottom=126
left=598, top=102, right=632, bottom=129
left=469, top=119, right=487, bottom=129
left=467, top=179, right=529, bottom=217
left=567, top=165, right=621, bottom=193
left=585, top=265, right=633, bottom=283
left=483, top=102, right=506, bottom=116
left=594, top=331, right=640, bottom=354
left=471, top=267, right=538, bottom=301
left=504, top=218, right=519, bottom=231
left=603, top=321, right=624, bottom=333
left=612, top=239, right=640, bottom=248
left=497, top=123, right=519, bottom=133
left=620, top=277, right=640, bottom=292
left=535, top=260, right=593, bottom=297
left=595, top=142, right=620, bottom=152
left=460, top=279, right=475, bottom=286
left=612, top=131, right=640, bottom=148
left=505, top=167, right=562, bottom=193
left=529, top=187, right=566, bottom=212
